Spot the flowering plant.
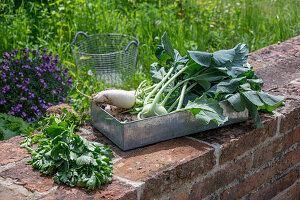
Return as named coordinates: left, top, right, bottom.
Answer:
left=0, top=48, right=72, bottom=122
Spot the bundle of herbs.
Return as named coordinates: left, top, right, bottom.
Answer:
left=132, top=32, right=284, bottom=127
left=21, top=109, right=113, bottom=190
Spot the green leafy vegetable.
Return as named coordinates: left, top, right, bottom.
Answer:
left=132, top=32, right=284, bottom=127
left=21, top=111, right=113, bottom=190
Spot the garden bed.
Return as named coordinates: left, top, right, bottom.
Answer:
left=0, top=36, right=299, bottom=199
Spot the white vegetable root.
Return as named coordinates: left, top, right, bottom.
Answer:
left=91, top=90, right=135, bottom=109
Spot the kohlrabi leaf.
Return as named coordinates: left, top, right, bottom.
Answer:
left=174, top=49, right=189, bottom=64
left=257, top=92, right=284, bottom=111
left=161, top=32, right=175, bottom=59
left=227, top=92, right=247, bottom=112
left=207, top=77, right=245, bottom=98
left=194, top=67, right=226, bottom=82
left=150, top=64, right=167, bottom=82
left=243, top=97, right=263, bottom=128
left=155, top=45, right=165, bottom=60
left=213, top=43, right=249, bottom=77
left=188, top=51, right=212, bottom=67
left=185, top=95, right=228, bottom=125
left=247, top=79, right=264, bottom=91
left=241, top=91, right=264, bottom=107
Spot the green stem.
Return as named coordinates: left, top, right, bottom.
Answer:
left=144, top=67, right=174, bottom=105
left=160, top=70, right=203, bottom=106
left=151, top=65, right=189, bottom=107
left=167, top=82, right=197, bottom=112
left=176, top=82, right=188, bottom=110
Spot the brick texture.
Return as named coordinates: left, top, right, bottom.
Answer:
left=190, top=154, right=252, bottom=199
left=219, top=114, right=277, bottom=164
left=221, top=146, right=300, bottom=199
left=276, top=181, right=300, bottom=200
left=248, top=169, right=299, bottom=200
left=253, top=126, right=300, bottom=168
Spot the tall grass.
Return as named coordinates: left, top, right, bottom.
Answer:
left=0, top=0, right=299, bottom=110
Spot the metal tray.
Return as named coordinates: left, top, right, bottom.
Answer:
left=91, top=101, right=248, bottom=151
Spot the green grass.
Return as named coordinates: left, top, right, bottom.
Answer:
left=1, top=0, right=299, bottom=111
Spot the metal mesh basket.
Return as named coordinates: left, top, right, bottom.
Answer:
left=71, top=31, right=139, bottom=85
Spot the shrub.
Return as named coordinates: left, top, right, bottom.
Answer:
left=0, top=48, right=72, bottom=122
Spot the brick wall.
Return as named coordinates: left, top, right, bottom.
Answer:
left=0, top=36, right=299, bottom=200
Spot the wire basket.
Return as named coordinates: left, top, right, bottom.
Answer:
left=71, top=31, right=139, bottom=85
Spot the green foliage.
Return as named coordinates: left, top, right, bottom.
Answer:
left=0, top=0, right=298, bottom=112
left=0, top=113, right=31, bottom=140
left=21, top=111, right=113, bottom=190
left=134, top=32, right=284, bottom=127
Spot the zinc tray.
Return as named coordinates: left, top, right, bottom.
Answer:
left=91, top=102, right=248, bottom=151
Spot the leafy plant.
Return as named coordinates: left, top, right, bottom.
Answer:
left=21, top=111, right=113, bottom=190
left=134, top=32, right=284, bottom=127
left=0, top=49, right=72, bottom=121
left=0, top=113, right=31, bottom=140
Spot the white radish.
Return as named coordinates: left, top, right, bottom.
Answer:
left=91, top=90, right=135, bottom=109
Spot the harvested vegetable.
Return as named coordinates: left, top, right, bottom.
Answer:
left=77, top=88, right=135, bottom=109
left=131, top=32, right=284, bottom=127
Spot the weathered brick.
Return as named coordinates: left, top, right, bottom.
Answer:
left=40, top=179, right=137, bottom=200
left=252, top=127, right=300, bottom=168
left=0, top=162, right=55, bottom=193
left=219, top=114, right=277, bottom=164
left=276, top=181, right=300, bottom=200
left=0, top=136, right=30, bottom=166
left=114, top=138, right=216, bottom=200
left=190, top=154, right=252, bottom=200
left=220, top=146, right=300, bottom=199
left=248, top=169, right=299, bottom=200
left=169, top=189, right=188, bottom=200
left=267, top=84, right=300, bottom=133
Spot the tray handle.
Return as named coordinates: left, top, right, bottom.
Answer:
left=71, top=31, right=88, bottom=50
left=124, top=41, right=138, bottom=52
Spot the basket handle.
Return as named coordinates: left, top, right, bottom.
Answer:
left=124, top=41, right=139, bottom=52
left=71, top=31, right=88, bottom=49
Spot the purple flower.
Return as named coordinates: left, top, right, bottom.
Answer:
left=68, top=84, right=73, bottom=89
left=13, top=77, right=19, bottom=82
left=9, top=72, right=14, bottom=76
left=28, top=92, right=34, bottom=98
left=16, top=84, right=22, bottom=88
left=48, top=102, right=53, bottom=106
left=8, top=111, right=15, bottom=115
left=67, top=77, right=72, bottom=83
left=58, top=102, right=63, bottom=105
left=19, top=72, right=24, bottom=77
left=15, top=59, right=20, bottom=64
left=22, top=65, right=31, bottom=69
left=43, top=48, right=48, bottom=52
left=61, top=97, right=66, bottom=101
left=67, top=99, right=72, bottom=104
left=57, top=88, right=62, bottom=94
left=40, top=79, right=45, bottom=84
left=24, top=78, right=30, bottom=84
left=61, top=82, right=65, bottom=85
left=1, top=73, right=6, bottom=78
left=55, top=75, right=61, bottom=80
left=2, top=66, right=8, bottom=71
left=36, top=72, right=41, bottom=77
left=1, top=85, right=10, bottom=93
left=0, top=100, right=7, bottom=104
left=21, top=112, right=27, bottom=118
left=20, top=97, right=27, bottom=101
left=21, top=86, right=28, bottom=91
left=31, top=106, right=38, bottom=111
left=43, top=83, right=47, bottom=88
left=51, top=90, right=57, bottom=95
